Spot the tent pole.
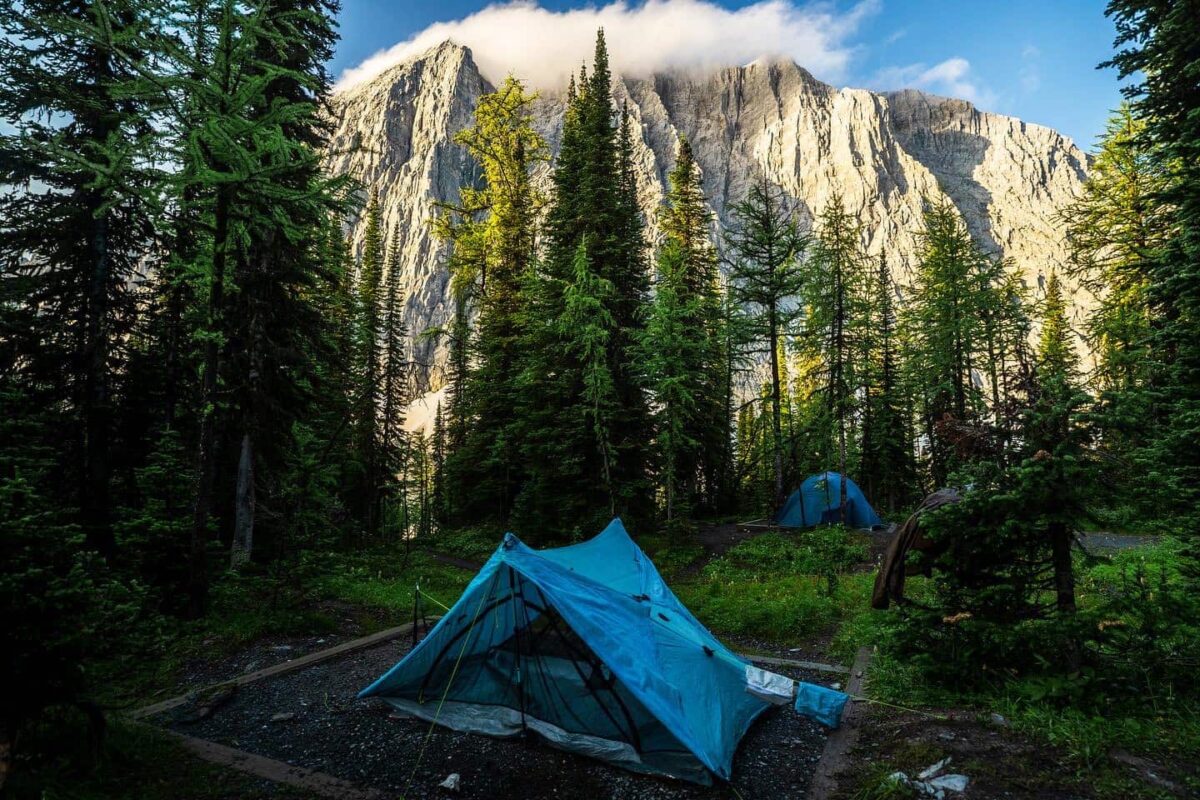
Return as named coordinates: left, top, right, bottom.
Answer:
left=510, top=567, right=529, bottom=733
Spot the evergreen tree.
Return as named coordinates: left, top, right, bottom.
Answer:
left=354, top=192, right=386, bottom=536
left=859, top=254, right=917, bottom=513
left=517, top=30, right=650, bottom=534
left=0, top=0, right=162, bottom=557
left=651, top=135, right=727, bottom=513
left=644, top=240, right=702, bottom=527
left=434, top=77, right=545, bottom=523
left=1037, top=272, right=1079, bottom=382
left=1105, top=0, right=1200, bottom=513
left=379, top=228, right=408, bottom=538
left=801, top=196, right=871, bottom=518
left=725, top=175, right=808, bottom=509
left=562, top=239, right=621, bottom=515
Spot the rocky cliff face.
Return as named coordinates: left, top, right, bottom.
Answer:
left=325, top=42, right=1090, bottom=395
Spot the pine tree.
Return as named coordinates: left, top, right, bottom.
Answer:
left=1105, top=1, right=1200, bottom=513
left=801, top=196, right=871, bottom=518
left=354, top=192, right=386, bottom=536
left=516, top=30, right=650, bottom=534
left=859, top=254, right=917, bottom=513
left=0, top=0, right=162, bottom=558
left=434, top=77, right=545, bottom=523
left=725, top=175, right=808, bottom=509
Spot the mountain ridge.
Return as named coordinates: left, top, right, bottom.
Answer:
left=325, top=40, right=1091, bottom=397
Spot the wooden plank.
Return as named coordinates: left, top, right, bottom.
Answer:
left=742, top=654, right=850, bottom=674
left=131, top=617, right=438, bottom=720
left=806, top=646, right=873, bottom=800
left=164, top=729, right=385, bottom=800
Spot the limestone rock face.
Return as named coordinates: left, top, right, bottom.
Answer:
left=325, top=43, right=1090, bottom=393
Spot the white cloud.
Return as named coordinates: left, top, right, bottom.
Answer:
left=884, top=27, right=907, bottom=45
left=871, top=57, right=997, bottom=109
left=334, top=0, right=880, bottom=93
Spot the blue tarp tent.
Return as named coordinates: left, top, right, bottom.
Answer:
left=775, top=472, right=882, bottom=529
left=360, top=519, right=842, bottom=784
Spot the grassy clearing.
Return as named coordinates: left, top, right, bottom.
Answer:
left=313, top=549, right=473, bottom=613
left=667, top=529, right=873, bottom=646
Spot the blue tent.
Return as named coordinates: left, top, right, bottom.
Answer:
left=775, top=472, right=882, bottom=529
left=360, top=519, right=841, bottom=784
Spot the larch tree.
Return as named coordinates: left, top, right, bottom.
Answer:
left=900, top=199, right=991, bottom=486
left=434, top=76, right=545, bottom=523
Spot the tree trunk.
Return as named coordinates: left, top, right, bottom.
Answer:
left=83, top=206, right=114, bottom=557
left=769, top=308, right=784, bottom=510
left=188, top=185, right=231, bottom=617
left=1050, top=518, right=1079, bottom=671
left=230, top=432, right=255, bottom=568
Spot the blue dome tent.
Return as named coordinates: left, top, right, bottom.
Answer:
left=360, top=519, right=847, bottom=784
left=775, top=471, right=882, bottom=529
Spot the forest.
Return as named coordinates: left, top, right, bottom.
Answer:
left=1, top=0, right=1198, bottom=797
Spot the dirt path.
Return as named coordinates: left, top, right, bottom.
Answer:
left=1078, top=532, right=1161, bottom=552
left=676, top=523, right=759, bottom=577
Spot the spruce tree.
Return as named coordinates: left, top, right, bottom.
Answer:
left=645, top=240, right=702, bottom=527
left=517, top=30, right=650, bottom=534
left=650, top=135, right=727, bottom=513
left=859, top=254, right=917, bottom=513
left=801, top=196, right=871, bottom=518
left=380, top=228, right=409, bottom=537
left=434, top=77, right=545, bottom=523
left=725, top=175, right=808, bottom=508
left=354, top=192, right=386, bottom=536
left=1105, top=1, right=1200, bottom=513
left=0, top=0, right=162, bottom=557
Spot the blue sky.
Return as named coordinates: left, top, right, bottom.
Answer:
left=330, top=1, right=1125, bottom=150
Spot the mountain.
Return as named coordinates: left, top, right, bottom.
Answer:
left=324, top=41, right=1090, bottom=399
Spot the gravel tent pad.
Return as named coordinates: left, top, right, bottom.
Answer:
left=157, top=637, right=830, bottom=799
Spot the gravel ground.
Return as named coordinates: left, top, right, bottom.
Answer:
left=159, top=636, right=830, bottom=799
left=1078, top=532, right=1160, bottom=552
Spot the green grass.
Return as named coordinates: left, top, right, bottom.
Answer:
left=667, top=528, right=873, bottom=645
left=313, top=549, right=472, bottom=614
left=839, top=536, right=1200, bottom=796
left=425, top=526, right=503, bottom=562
